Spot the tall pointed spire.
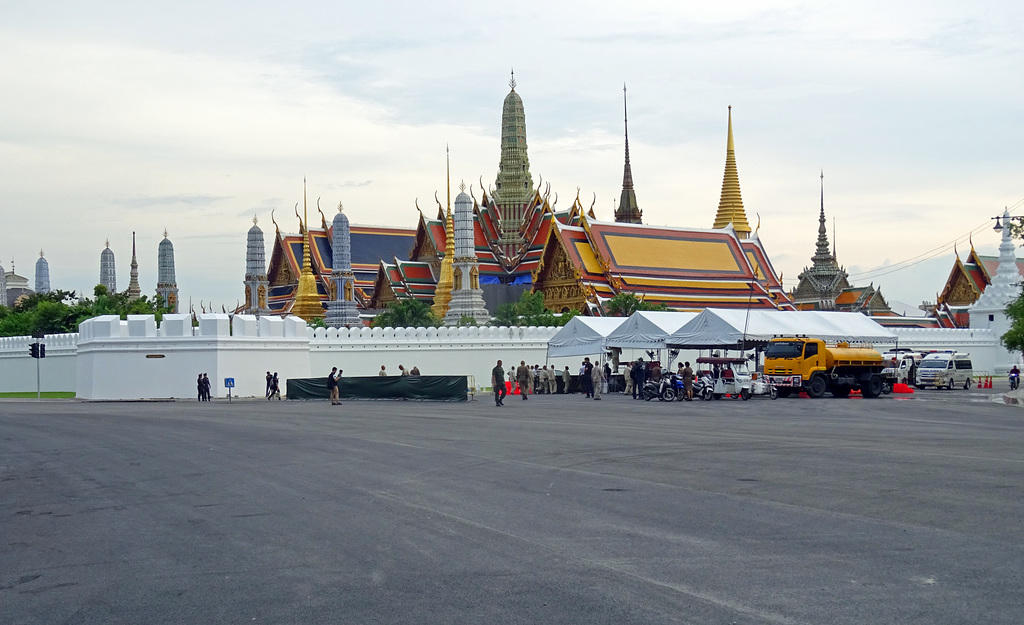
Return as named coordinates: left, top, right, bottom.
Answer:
left=712, top=106, right=752, bottom=238
left=615, top=83, right=642, bottom=224
left=127, top=232, right=141, bottom=301
left=814, top=170, right=831, bottom=262
left=156, top=230, right=178, bottom=312
left=100, top=240, right=116, bottom=294
left=291, top=177, right=325, bottom=320
left=432, top=147, right=456, bottom=318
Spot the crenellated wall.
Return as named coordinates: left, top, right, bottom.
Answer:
left=890, top=327, right=1013, bottom=375
left=76, top=314, right=311, bottom=400
left=307, top=324, right=583, bottom=389
left=0, top=318, right=1016, bottom=397
left=0, top=332, right=79, bottom=393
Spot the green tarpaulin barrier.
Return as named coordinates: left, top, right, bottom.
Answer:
left=287, top=376, right=468, bottom=401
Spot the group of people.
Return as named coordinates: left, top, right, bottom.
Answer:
left=265, top=371, right=281, bottom=400
left=491, top=358, right=617, bottom=406
left=196, top=373, right=211, bottom=401
left=622, top=358, right=696, bottom=400
left=378, top=365, right=421, bottom=376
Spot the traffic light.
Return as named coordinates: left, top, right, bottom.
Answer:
left=39, top=344, right=45, bottom=358
left=29, top=343, right=39, bottom=358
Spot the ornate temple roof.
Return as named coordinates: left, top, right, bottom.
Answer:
left=535, top=217, right=794, bottom=312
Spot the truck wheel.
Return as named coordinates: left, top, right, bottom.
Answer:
left=862, top=375, right=884, bottom=398
left=806, top=375, right=827, bottom=399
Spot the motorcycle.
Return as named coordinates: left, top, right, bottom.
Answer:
left=642, top=376, right=676, bottom=402
left=1010, top=371, right=1020, bottom=390
left=693, top=374, right=716, bottom=401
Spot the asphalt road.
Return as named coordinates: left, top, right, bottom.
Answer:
left=2, top=388, right=1023, bottom=624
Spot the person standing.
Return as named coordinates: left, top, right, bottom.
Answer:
left=197, top=373, right=204, bottom=402
left=270, top=372, right=281, bottom=400
left=327, top=366, right=339, bottom=405
left=582, top=358, right=595, bottom=398
left=202, top=373, right=211, bottom=401
left=591, top=359, right=603, bottom=400
left=562, top=366, right=571, bottom=394
left=682, top=361, right=694, bottom=401
left=265, top=371, right=273, bottom=399
left=379, top=365, right=387, bottom=376
left=516, top=361, right=531, bottom=400
left=631, top=358, right=645, bottom=400
left=409, top=366, right=420, bottom=376
left=399, top=365, right=409, bottom=376
left=623, top=361, right=634, bottom=396
left=492, top=359, right=506, bottom=407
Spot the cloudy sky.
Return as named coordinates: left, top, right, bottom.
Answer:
left=2, top=1, right=1022, bottom=313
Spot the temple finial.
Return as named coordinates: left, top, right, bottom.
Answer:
left=163, top=228, right=168, bottom=239
left=253, top=215, right=258, bottom=226
left=39, top=249, right=44, bottom=258
left=509, top=68, right=516, bottom=91
left=337, top=202, right=344, bottom=213
left=105, top=239, right=110, bottom=248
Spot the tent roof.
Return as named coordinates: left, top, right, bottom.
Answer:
left=547, top=316, right=627, bottom=357
left=665, top=308, right=897, bottom=348
left=604, top=311, right=699, bottom=349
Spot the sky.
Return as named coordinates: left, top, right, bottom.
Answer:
left=1, top=1, right=1022, bottom=314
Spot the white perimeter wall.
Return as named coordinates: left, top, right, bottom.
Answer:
left=308, top=325, right=582, bottom=390
left=0, top=333, right=78, bottom=393
left=889, top=327, right=1013, bottom=375
left=76, top=314, right=311, bottom=400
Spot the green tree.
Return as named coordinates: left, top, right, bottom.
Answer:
left=371, top=299, right=442, bottom=328
left=490, top=291, right=579, bottom=327
left=0, top=286, right=172, bottom=337
left=602, top=292, right=668, bottom=317
left=1002, top=287, right=1024, bottom=357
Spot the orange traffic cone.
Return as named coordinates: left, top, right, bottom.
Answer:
left=977, top=377, right=983, bottom=389
left=986, top=376, right=993, bottom=389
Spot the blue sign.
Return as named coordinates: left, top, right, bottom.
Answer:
left=224, top=378, right=235, bottom=388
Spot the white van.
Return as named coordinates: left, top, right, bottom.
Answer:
left=916, top=352, right=973, bottom=390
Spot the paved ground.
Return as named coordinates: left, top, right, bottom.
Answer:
left=2, top=388, right=1023, bottom=624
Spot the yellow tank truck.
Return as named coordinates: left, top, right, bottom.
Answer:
left=764, top=337, right=886, bottom=398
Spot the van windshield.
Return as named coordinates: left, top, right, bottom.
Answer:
left=766, top=341, right=804, bottom=359
left=919, top=359, right=949, bottom=369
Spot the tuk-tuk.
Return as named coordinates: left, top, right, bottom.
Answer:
left=696, top=356, right=754, bottom=400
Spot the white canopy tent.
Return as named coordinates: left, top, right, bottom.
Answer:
left=604, top=311, right=699, bottom=350
left=546, top=317, right=627, bottom=357
left=665, top=308, right=897, bottom=348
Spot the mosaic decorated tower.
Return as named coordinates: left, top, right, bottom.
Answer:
left=614, top=84, right=642, bottom=224
left=324, top=203, right=361, bottom=327
left=712, top=106, right=752, bottom=238
left=127, top=232, right=141, bottom=301
left=156, top=230, right=179, bottom=313
left=34, top=250, right=50, bottom=294
left=492, top=72, right=535, bottom=257
left=100, top=240, right=116, bottom=294
left=244, top=217, right=271, bottom=315
left=444, top=182, right=490, bottom=326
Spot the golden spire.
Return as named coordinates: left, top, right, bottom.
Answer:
left=292, top=177, right=325, bottom=320
left=712, top=106, right=752, bottom=238
left=432, top=147, right=456, bottom=318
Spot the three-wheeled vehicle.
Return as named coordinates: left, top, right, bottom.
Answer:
left=696, top=356, right=755, bottom=400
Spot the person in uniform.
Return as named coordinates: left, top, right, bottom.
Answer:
left=682, top=361, right=694, bottom=401
left=491, top=360, right=506, bottom=407
left=562, top=366, right=571, bottom=394
left=591, top=359, right=603, bottom=400
left=516, top=361, right=531, bottom=400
